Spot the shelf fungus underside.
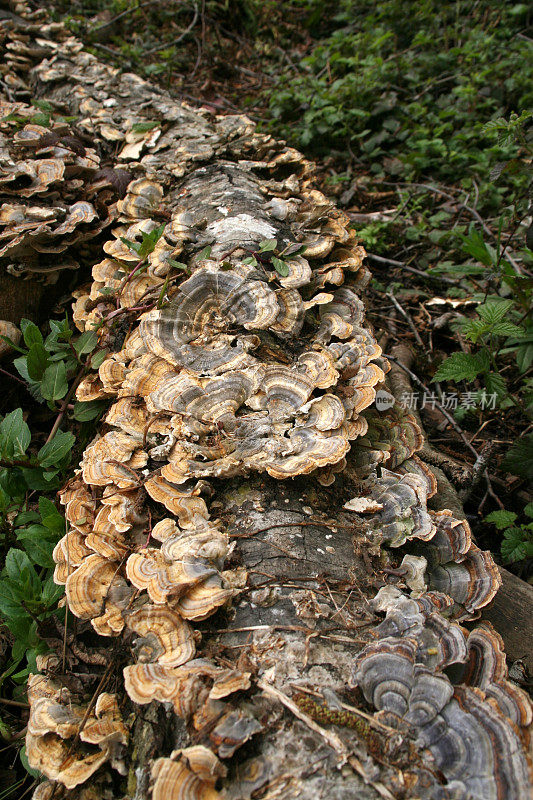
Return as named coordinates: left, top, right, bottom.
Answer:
left=1, top=7, right=531, bottom=800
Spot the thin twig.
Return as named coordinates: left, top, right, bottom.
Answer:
left=367, top=252, right=457, bottom=285
left=90, top=0, right=160, bottom=33
left=386, top=292, right=425, bottom=348
left=143, top=2, right=199, bottom=54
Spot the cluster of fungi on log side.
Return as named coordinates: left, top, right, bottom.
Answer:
left=0, top=5, right=531, bottom=800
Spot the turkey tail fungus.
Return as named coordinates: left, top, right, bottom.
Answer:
left=0, top=4, right=531, bottom=800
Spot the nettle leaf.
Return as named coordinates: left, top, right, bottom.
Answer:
left=0, top=409, right=31, bottom=459
left=271, top=256, right=290, bottom=277
left=20, top=319, right=43, bottom=348
left=74, top=329, right=99, bottom=355
left=40, top=361, right=68, bottom=401
left=501, top=434, right=533, bottom=480
left=485, top=372, right=507, bottom=398
left=120, top=236, right=141, bottom=255
left=461, top=318, right=490, bottom=343
left=485, top=510, right=517, bottom=530
left=476, top=299, right=514, bottom=325
left=501, top=527, right=533, bottom=563
left=490, top=321, right=526, bottom=338
left=37, top=431, right=75, bottom=468
left=433, top=352, right=487, bottom=383
left=259, top=239, right=277, bottom=252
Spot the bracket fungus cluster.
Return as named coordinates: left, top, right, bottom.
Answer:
left=2, top=6, right=530, bottom=800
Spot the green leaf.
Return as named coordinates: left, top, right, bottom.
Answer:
left=0, top=334, right=26, bottom=354
left=40, top=361, right=68, bottom=401
left=131, top=121, right=160, bottom=133
left=501, top=434, right=533, bottom=480
left=37, top=431, right=75, bottom=468
left=20, top=536, right=55, bottom=568
left=433, top=352, right=486, bottom=382
left=38, top=496, right=65, bottom=534
left=20, top=319, right=43, bottom=348
left=524, top=503, right=533, bottom=519
left=0, top=409, right=31, bottom=459
left=73, top=399, right=109, bottom=421
left=484, top=371, right=507, bottom=398
left=136, top=225, right=166, bottom=259
left=476, top=299, right=514, bottom=325
left=196, top=246, right=212, bottom=260
left=74, top=329, right=99, bottom=355
left=271, top=256, right=290, bottom=277
left=460, top=226, right=493, bottom=267
left=26, top=342, right=50, bottom=381
left=5, top=548, right=36, bottom=583
left=501, top=527, right=533, bottom=563
left=485, top=510, right=517, bottom=530
left=259, top=239, right=277, bottom=252
left=491, top=321, right=526, bottom=338
left=20, top=467, right=59, bottom=492
left=120, top=236, right=141, bottom=255
left=90, top=350, right=108, bottom=369
left=167, top=258, right=189, bottom=271
left=20, top=743, right=42, bottom=779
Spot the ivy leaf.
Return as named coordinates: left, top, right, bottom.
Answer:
left=40, top=361, right=68, bottom=401
left=433, top=352, right=487, bottom=382
left=37, top=431, right=75, bottom=468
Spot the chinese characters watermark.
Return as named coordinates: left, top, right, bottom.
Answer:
left=397, top=390, right=497, bottom=411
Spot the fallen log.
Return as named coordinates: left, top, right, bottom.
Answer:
left=1, top=6, right=531, bottom=800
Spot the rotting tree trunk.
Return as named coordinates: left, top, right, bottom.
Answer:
left=1, top=7, right=532, bottom=800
